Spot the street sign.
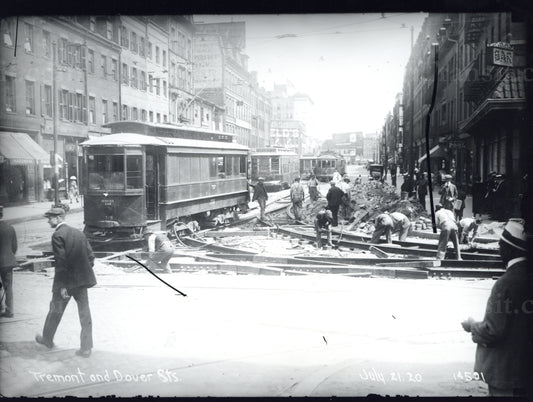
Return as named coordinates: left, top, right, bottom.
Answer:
left=448, top=141, right=463, bottom=149
left=487, top=43, right=514, bottom=67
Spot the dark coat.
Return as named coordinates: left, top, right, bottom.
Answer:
left=0, top=221, right=18, bottom=270
left=252, top=182, right=268, bottom=202
left=471, top=259, right=529, bottom=389
left=52, top=224, right=96, bottom=292
left=417, top=177, right=428, bottom=196
left=326, top=186, right=344, bottom=207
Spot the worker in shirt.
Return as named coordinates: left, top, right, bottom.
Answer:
left=370, top=211, right=410, bottom=244
left=143, top=231, right=174, bottom=273
left=314, top=208, right=334, bottom=248
left=435, top=203, right=461, bottom=260
left=458, top=217, right=482, bottom=245
left=338, top=176, right=352, bottom=219
left=290, top=177, right=305, bottom=221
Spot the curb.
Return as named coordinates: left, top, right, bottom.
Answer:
left=4, top=207, right=84, bottom=225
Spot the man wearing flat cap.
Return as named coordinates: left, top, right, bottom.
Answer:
left=35, top=207, right=96, bottom=358
left=461, top=219, right=529, bottom=397
left=249, top=177, right=268, bottom=221
left=439, top=174, right=458, bottom=211
left=0, top=205, right=18, bottom=318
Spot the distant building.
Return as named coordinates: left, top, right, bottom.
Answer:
left=321, top=132, right=364, bottom=164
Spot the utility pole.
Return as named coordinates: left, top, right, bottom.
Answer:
left=52, top=41, right=59, bottom=207
left=409, top=25, right=415, bottom=175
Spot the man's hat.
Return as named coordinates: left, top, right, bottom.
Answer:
left=257, top=177, right=265, bottom=181
left=444, top=174, right=452, bottom=180
left=500, top=219, right=527, bottom=251
left=44, top=207, right=66, bottom=217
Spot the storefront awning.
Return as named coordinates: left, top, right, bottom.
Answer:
left=0, top=132, right=49, bottom=165
left=418, top=145, right=445, bottom=164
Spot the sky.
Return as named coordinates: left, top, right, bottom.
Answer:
left=194, top=13, right=428, bottom=140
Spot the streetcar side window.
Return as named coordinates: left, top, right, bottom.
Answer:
left=271, top=157, right=280, bottom=173
left=239, top=156, right=246, bottom=176
left=88, top=154, right=125, bottom=190
left=126, top=155, right=142, bottom=189
left=209, top=156, right=217, bottom=178
left=217, top=156, right=225, bottom=178
left=225, top=156, right=233, bottom=176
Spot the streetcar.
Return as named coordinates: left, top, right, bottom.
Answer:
left=80, top=121, right=250, bottom=249
left=250, top=147, right=300, bottom=191
left=299, top=155, right=318, bottom=180
left=314, top=151, right=346, bottom=181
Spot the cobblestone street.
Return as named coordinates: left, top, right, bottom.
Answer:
left=1, top=266, right=491, bottom=397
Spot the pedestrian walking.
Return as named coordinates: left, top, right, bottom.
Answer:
left=250, top=177, right=268, bottom=220
left=389, top=163, right=397, bottom=187
left=35, top=207, right=96, bottom=357
left=0, top=206, right=17, bottom=318
left=290, top=177, right=305, bottom=221
left=434, top=203, right=461, bottom=260
left=326, top=180, right=344, bottom=227
left=68, top=176, right=79, bottom=204
left=370, top=211, right=410, bottom=244
left=144, top=231, right=175, bottom=273
left=307, top=174, right=319, bottom=202
left=314, top=208, right=333, bottom=248
left=458, top=217, right=481, bottom=245
left=454, top=185, right=467, bottom=220
left=439, top=174, right=458, bottom=211
left=400, top=174, right=414, bottom=200
left=461, top=219, right=528, bottom=397
left=417, top=172, right=428, bottom=210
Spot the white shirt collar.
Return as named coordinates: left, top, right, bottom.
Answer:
left=55, top=221, right=67, bottom=231
left=507, top=256, right=527, bottom=268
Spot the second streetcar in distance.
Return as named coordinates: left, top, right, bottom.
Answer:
left=250, top=147, right=300, bottom=191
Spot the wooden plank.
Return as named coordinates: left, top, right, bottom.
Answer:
left=203, top=230, right=272, bottom=238
left=369, top=246, right=390, bottom=259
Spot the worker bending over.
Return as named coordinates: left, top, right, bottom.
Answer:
left=458, top=217, right=481, bottom=245
left=314, top=208, right=334, bottom=248
left=143, top=231, right=175, bottom=273
left=435, top=204, right=461, bottom=260
left=370, top=211, right=410, bottom=244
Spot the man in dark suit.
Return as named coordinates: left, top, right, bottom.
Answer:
left=0, top=206, right=18, bottom=318
left=461, top=219, right=529, bottom=397
left=35, top=207, right=97, bottom=358
left=326, top=181, right=344, bottom=227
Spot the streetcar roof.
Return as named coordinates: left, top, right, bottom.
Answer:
left=81, top=133, right=249, bottom=151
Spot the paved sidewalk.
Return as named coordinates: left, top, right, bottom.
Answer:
left=3, top=198, right=84, bottom=225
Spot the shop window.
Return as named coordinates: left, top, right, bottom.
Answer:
left=5, top=75, right=15, bottom=112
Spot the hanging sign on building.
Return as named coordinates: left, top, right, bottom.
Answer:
left=487, top=42, right=514, bottom=67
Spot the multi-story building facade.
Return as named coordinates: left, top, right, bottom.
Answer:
left=269, top=84, right=313, bottom=156
left=363, top=132, right=380, bottom=163
left=400, top=12, right=526, bottom=219
left=321, top=132, right=364, bottom=164
left=0, top=16, right=121, bottom=205
left=193, top=22, right=270, bottom=148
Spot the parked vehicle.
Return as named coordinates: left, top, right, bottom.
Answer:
left=250, top=148, right=299, bottom=191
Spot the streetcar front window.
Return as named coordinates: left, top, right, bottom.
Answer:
left=126, top=155, right=143, bottom=189
left=88, top=154, right=125, bottom=190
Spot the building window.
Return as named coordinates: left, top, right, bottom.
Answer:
left=122, top=63, right=129, bottom=85
left=148, top=74, right=153, bottom=93
left=101, top=55, right=107, bottom=78
left=163, top=114, right=167, bottom=123
left=162, top=50, right=167, bottom=67
left=139, top=36, right=145, bottom=57
left=162, top=80, right=167, bottom=97
left=140, top=71, right=146, bottom=91
left=88, top=49, right=94, bottom=73
left=121, top=104, right=128, bottom=120
left=130, top=31, right=137, bottom=53
left=141, top=109, right=147, bottom=121
left=24, top=22, right=33, bottom=52
left=111, top=58, right=118, bottom=81
left=120, top=26, right=128, bottom=48
left=156, top=113, right=160, bottom=123
left=149, top=111, right=153, bottom=122
left=147, top=41, right=152, bottom=59
left=131, top=67, right=137, bottom=88
left=2, top=18, right=15, bottom=47
left=132, top=107, right=138, bottom=121
left=89, top=17, right=96, bottom=31
left=102, top=99, right=108, bottom=124
left=76, top=93, right=85, bottom=122
left=44, top=84, right=52, bottom=116
left=155, top=46, right=160, bottom=64
left=155, top=78, right=160, bottom=95
left=112, top=102, right=118, bottom=121
left=43, top=30, right=51, bottom=57
left=25, top=80, right=35, bottom=115
left=5, top=75, right=15, bottom=112
left=106, top=21, right=113, bottom=40
left=89, top=96, right=96, bottom=124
